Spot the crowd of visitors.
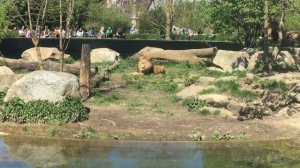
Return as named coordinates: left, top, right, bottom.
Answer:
left=16, top=25, right=137, bottom=39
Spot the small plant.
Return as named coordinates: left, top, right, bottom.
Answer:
left=0, top=88, right=8, bottom=106
left=257, top=79, right=288, bottom=94
left=189, top=131, right=206, bottom=141
left=182, top=97, right=208, bottom=112
left=211, top=131, right=234, bottom=141
left=73, top=126, right=97, bottom=139
left=63, top=57, right=76, bottom=64
left=47, top=127, right=59, bottom=137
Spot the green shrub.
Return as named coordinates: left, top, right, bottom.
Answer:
left=182, top=97, right=208, bottom=112
left=0, top=96, right=89, bottom=124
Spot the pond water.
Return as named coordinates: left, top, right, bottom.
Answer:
left=0, top=136, right=299, bottom=168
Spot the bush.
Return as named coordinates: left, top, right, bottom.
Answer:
left=0, top=96, right=89, bottom=124
left=182, top=97, right=208, bottom=112
left=0, top=88, right=8, bottom=106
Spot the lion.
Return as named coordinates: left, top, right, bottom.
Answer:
left=136, top=56, right=166, bottom=75
left=153, top=65, right=166, bottom=75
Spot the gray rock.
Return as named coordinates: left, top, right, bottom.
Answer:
left=176, top=84, right=215, bottom=99
left=0, top=66, right=14, bottom=75
left=239, top=105, right=272, bottom=121
left=247, top=52, right=263, bottom=71
left=0, top=74, right=23, bottom=91
left=21, top=47, right=65, bottom=62
left=213, top=50, right=250, bottom=72
left=207, top=67, right=224, bottom=72
left=90, top=48, right=120, bottom=63
left=197, top=94, right=232, bottom=108
left=4, top=71, right=80, bottom=102
left=278, top=51, right=296, bottom=67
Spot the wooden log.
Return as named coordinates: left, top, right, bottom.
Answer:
left=80, top=44, right=91, bottom=101
left=134, top=47, right=217, bottom=64
left=0, top=57, right=97, bottom=76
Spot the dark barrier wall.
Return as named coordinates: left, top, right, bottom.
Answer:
left=0, top=38, right=244, bottom=59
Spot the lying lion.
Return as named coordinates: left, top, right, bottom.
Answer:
left=134, top=56, right=166, bottom=75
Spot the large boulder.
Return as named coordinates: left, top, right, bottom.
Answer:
left=21, top=47, right=68, bottom=62
left=213, top=50, right=250, bottom=72
left=90, top=48, right=120, bottom=63
left=277, top=51, right=296, bottom=67
left=0, top=74, right=23, bottom=91
left=0, top=66, right=14, bottom=75
left=4, top=71, right=80, bottom=102
left=247, top=52, right=263, bottom=71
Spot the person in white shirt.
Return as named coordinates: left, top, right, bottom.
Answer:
left=76, top=28, right=84, bottom=37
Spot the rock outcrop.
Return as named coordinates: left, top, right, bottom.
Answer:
left=21, top=47, right=69, bottom=62
left=90, top=48, right=120, bottom=63
left=4, top=71, right=80, bottom=102
left=213, top=50, right=250, bottom=72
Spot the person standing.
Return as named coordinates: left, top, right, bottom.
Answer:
left=98, top=26, right=105, bottom=39
left=106, top=27, right=113, bottom=38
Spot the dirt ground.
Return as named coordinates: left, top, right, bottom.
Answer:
left=1, top=75, right=300, bottom=141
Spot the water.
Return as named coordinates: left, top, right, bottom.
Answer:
left=0, top=136, right=299, bottom=168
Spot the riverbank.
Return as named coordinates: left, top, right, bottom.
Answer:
left=1, top=103, right=300, bottom=141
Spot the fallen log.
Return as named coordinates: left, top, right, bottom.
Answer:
left=133, top=47, right=217, bottom=64
left=0, top=57, right=97, bottom=76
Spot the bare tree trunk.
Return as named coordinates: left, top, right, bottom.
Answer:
left=165, top=9, right=172, bottom=40
left=263, top=0, right=271, bottom=74
left=272, top=11, right=285, bottom=59
left=164, top=0, right=174, bottom=40
left=0, top=58, right=98, bottom=75
left=59, top=0, right=64, bottom=72
left=80, top=44, right=91, bottom=101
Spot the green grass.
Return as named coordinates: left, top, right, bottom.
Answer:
left=256, top=79, right=288, bottom=94
left=113, top=59, right=138, bottom=73
left=201, top=80, right=257, bottom=101
left=91, top=93, right=122, bottom=105
left=123, top=74, right=179, bottom=93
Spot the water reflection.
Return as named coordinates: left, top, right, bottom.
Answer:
left=0, top=136, right=299, bottom=168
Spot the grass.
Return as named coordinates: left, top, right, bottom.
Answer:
left=90, top=91, right=122, bottom=105
left=47, top=127, right=59, bottom=137
left=255, top=78, right=288, bottom=94
left=201, top=80, right=258, bottom=101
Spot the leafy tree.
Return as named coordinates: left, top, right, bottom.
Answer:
left=0, top=1, right=11, bottom=39
left=174, top=0, right=212, bottom=34
left=138, top=7, right=166, bottom=36
left=210, top=0, right=264, bottom=47
left=85, top=3, right=130, bottom=32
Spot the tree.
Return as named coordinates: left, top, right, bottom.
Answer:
left=154, top=0, right=175, bottom=40
left=174, top=0, right=212, bottom=34
left=211, top=0, right=264, bottom=47
left=12, top=0, right=49, bottom=70
left=0, top=1, right=11, bottom=40
left=58, top=0, right=75, bottom=72
left=85, top=2, right=130, bottom=32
